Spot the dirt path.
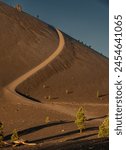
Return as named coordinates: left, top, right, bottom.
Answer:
left=6, top=29, right=65, bottom=93
left=41, top=102, right=108, bottom=118
left=3, top=28, right=107, bottom=119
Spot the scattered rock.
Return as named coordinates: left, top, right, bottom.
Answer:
left=43, top=85, right=46, bottom=88
left=44, top=96, right=48, bottom=99
left=44, top=96, right=51, bottom=100
left=65, top=90, right=69, bottom=94
left=61, top=129, right=65, bottom=132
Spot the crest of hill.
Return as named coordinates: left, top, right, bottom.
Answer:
left=0, top=2, right=108, bottom=104
left=0, top=1, right=58, bottom=87
left=17, top=32, right=108, bottom=103
left=0, top=2, right=108, bottom=144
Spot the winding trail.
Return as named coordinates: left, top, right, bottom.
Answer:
left=6, top=29, right=65, bottom=94
left=4, top=28, right=107, bottom=118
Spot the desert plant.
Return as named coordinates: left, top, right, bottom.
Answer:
left=0, top=133, right=3, bottom=144
left=48, top=95, right=51, bottom=100
left=15, top=4, right=22, bottom=12
left=75, top=106, right=86, bottom=133
left=0, top=122, right=4, bottom=144
left=45, top=116, right=50, bottom=124
left=97, top=90, right=100, bottom=98
left=44, top=95, right=51, bottom=100
left=11, top=129, right=19, bottom=142
left=0, top=122, right=3, bottom=131
left=98, top=116, right=109, bottom=138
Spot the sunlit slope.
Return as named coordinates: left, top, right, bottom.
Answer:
left=17, top=34, right=108, bottom=103
left=0, top=2, right=108, bottom=144
left=0, top=1, right=58, bottom=86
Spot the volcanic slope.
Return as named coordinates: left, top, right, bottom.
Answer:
left=0, top=2, right=74, bottom=143
left=0, top=2, right=108, bottom=148
left=0, top=1, right=58, bottom=87
left=17, top=34, right=109, bottom=104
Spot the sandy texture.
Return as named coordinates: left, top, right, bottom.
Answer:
left=0, top=2, right=109, bottom=149
left=0, top=1, right=58, bottom=87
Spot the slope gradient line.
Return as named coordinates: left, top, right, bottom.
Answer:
left=7, top=29, right=65, bottom=94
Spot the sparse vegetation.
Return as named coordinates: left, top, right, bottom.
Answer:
left=0, top=2, right=109, bottom=148
left=0, top=124, right=36, bottom=147
left=45, top=116, right=50, bottom=124
left=48, top=95, right=51, bottom=100
left=75, top=106, right=86, bottom=133
left=0, top=122, right=3, bottom=131
left=97, top=90, right=100, bottom=98
left=11, top=129, right=36, bottom=146
left=11, top=129, right=19, bottom=143
left=0, top=122, right=4, bottom=145
left=16, top=4, right=22, bottom=12
left=0, top=134, right=3, bottom=145
left=15, top=4, right=22, bottom=12
left=44, top=95, right=51, bottom=100
left=65, top=89, right=73, bottom=94
left=98, top=116, right=109, bottom=138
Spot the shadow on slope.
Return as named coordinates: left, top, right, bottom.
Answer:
left=31, top=126, right=98, bottom=143
left=4, top=120, right=73, bottom=141
left=16, top=32, right=109, bottom=104
left=87, top=115, right=108, bottom=121
left=41, top=138, right=109, bottom=150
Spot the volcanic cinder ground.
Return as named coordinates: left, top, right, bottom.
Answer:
left=0, top=1, right=109, bottom=149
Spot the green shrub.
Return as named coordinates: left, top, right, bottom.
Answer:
left=15, top=4, right=22, bottom=12
left=97, top=90, right=99, bottom=98
left=11, top=129, right=19, bottom=142
left=75, top=106, right=86, bottom=133
left=0, top=122, right=4, bottom=144
left=0, top=122, right=3, bottom=131
left=45, top=116, right=50, bottom=124
left=98, top=116, right=109, bottom=138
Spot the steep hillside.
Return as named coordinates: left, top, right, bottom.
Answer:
left=0, top=1, right=58, bottom=86
left=0, top=2, right=108, bottom=148
left=16, top=34, right=108, bottom=104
